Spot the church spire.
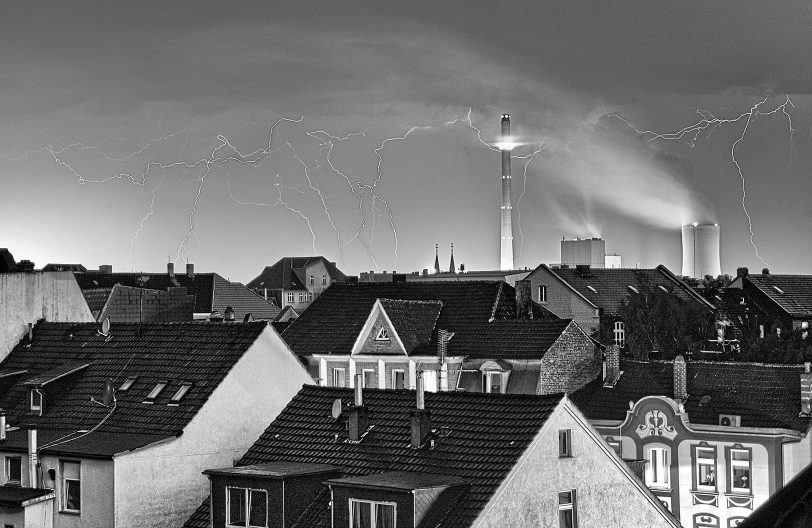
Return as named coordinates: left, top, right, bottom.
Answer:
left=434, top=244, right=440, bottom=274
left=449, top=243, right=456, bottom=273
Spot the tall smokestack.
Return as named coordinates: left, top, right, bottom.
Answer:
left=500, top=114, right=514, bottom=271
left=681, top=224, right=721, bottom=279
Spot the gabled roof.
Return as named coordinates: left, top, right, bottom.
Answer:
left=745, top=274, right=812, bottom=318
left=42, top=263, right=88, bottom=272
left=184, top=385, right=562, bottom=528
left=571, top=359, right=812, bottom=433
left=534, top=264, right=714, bottom=315
left=246, top=256, right=348, bottom=292
left=377, top=299, right=442, bottom=355
left=739, top=458, right=812, bottom=527
left=0, top=321, right=270, bottom=456
left=281, top=281, right=559, bottom=358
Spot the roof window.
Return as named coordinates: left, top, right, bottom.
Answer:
left=772, top=285, right=785, bottom=294
left=586, top=286, right=597, bottom=294
left=144, top=381, right=167, bottom=403
left=628, top=286, right=639, bottom=294
left=659, top=285, right=670, bottom=293
left=119, top=377, right=137, bottom=391
left=169, top=383, right=192, bottom=404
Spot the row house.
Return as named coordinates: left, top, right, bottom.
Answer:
left=571, top=345, right=812, bottom=528
left=246, top=256, right=348, bottom=312
left=183, top=383, right=681, bottom=528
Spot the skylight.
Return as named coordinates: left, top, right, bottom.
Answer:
left=659, top=285, right=670, bottom=293
left=586, top=286, right=597, bottom=294
left=144, top=381, right=167, bottom=402
left=628, top=286, right=639, bottom=294
left=772, top=285, right=785, bottom=294
left=170, top=383, right=192, bottom=403
left=119, top=377, right=136, bottom=391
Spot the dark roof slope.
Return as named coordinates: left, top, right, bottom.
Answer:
left=211, top=274, right=280, bottom=320
left=571, top=359, right=812, bottom=433
left=81, top=288, right=114, bottom=313
left=281, top=281, right=559, bottom=358
left=0, top=486, right=53, bottom=507
left=746, top=274, right=812, bottom=318
left=246, top=256, right=348, bottom=291
left=548, top=265, right=713, bottom=315
left=380, top=299, right=442, bottom=354
left=739, top=459, right=812, bottom=528
left=0, top=321, right=268, bottom=455
left=184, top=385, right=562, bottom=528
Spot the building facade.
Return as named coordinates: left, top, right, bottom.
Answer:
left=246, top=256, right=347, bottom=312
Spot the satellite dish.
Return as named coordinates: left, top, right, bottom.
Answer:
left=331, top=398, right=342, bottom=419
left=102, top=378, right=114, bottom=406
left=100, top=318, right=111, bottom=336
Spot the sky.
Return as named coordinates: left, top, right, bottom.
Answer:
left=2, top=1, right=811, bottom=281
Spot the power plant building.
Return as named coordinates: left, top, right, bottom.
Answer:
left=681, top=224, right=721, bottom=279
left=561, top=237, right=606, bottom=269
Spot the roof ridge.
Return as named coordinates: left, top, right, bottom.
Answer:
left=378, top=298, right=443, bottom=305
left=489, top=282, right=504, bottom=322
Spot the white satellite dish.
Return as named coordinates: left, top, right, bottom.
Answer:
left=102, top=378, right=115, bottom=406
left=331, top=398, right=342, bottom=419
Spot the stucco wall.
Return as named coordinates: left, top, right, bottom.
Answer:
left=113, top=325, right=314, bottom=528
left=474, top=401, right=677, bottom=528
left=526, top=267, right=599, bottom=335
left=783, top=431, right=812, bottom=484
left=0, top=272, right=94, bottom=360
left=537, top=321, right=601, bottom=395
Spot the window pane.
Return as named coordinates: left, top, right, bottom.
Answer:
left=559, top=509, right=574, bottom=528
left=7, top=458, right=21, bottom=482
left=393, top=371, right=405, bottom=389
left=698, top=463, right=715, bottom=486
left=248, top=489, right=267, bottom=527
left=375, top=504, right=395, bottom=528
left=733, top=466, right=750, bottom=489
left=696, top=448, right=714, bottom=459
left=228, top=488, right=246, bottom=525
left=352, top=501, right=371, bottom=528
left=363, top=370, right=374, bottom=388
left=558, top=491, right=572, bottom=504
left=732, top=450, right=749, bottom=461
left=65, top=480, right=81, bottom=511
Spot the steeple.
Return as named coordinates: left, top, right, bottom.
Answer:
left=434, top=244, right=440, bottom=274
left=449, top=243, right=456, bottom=273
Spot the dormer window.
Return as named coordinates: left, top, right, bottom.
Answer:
left=169, top=383, right=192, bottom=404
left=227, top=486, right=268, bottom=528
left=119, top=377, right=137, bottom=391
left=350, top=499, right=396, bottom=528
left=30, top=389, right=43, bottom=413
left=375, top=327, right=390, bottom=341
left=144, top=381, right=167, bottom=403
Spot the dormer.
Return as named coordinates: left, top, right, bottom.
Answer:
left=325, top=471, right=468, bottom=528
left=203, top=462, right=340, bottom=528
left=22, top=361, right=91, bottom=416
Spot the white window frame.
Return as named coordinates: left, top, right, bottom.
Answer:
left=730, top=448, right=751, bottom=494
left=60, top=460, right=81, bottom=513
left=558, top=489, right=577, bottom=528
left=645, top=446, right=670, bottom=489
left=374, top=327, right=390, bottom=341
left=538, top=285, right=547, bottom=303
left=119, top=377, right=136, bottom=391
left=299, top=292, right=307, bottom=303
left=5, top=456, right=21, bottom=484
left=309, top=275, right=314, bottom=285
left=695, top=446, right=716, bottom=491
left=30, top=389, right=43, bottom=413
left=559, top=429, right=572, bottom=458
left=170, top=383, right=192, bottom=403
left=422, top=371, right=438, bottom=393
left=322, top=274, right=327, bottom=285
left=483, top=371, right=503, bottom=394
left=286, top=292, right=295, bottom=304
left=226, top=486, right=268, bottom=528
left=361, top=369, right=375, bottom=388
left=391, top=369, right=405, bottom=390
left=349, top=499, right=396, bottom=528
left=613, top=321, right=625, bottom=348
left=332, top=368, right=346, bottom=387
left=144, top=381, right=167, bottom=402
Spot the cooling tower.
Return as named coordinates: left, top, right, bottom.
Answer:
left=681, top=224, right=721, bottom=279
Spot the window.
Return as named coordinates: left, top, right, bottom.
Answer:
left=613, top=321, right=625, bottom=348
left=309, top=275, right=314, bottom=285
left=558, top=490, right=577, bottom=528
left=119, top=377, right=136, bottom=391
left=30, top=389, right=42, bottom=413
left=170, top=383, right=192, bottom=403
left=144, top=381, right=167, bottom=402
left=299, top=293, right=307, bottom=303
left=308, top=292, right=314, bottom=302
left=694, top=446, right=716, bottom=490
left=350, top=499, right=396, bottom=528
left=483, top=371, right=503, bottom=394
left=628, top=285, right=639, bottom=294
left=227, top=487, right=267, bottom=527
left=332, top=368, right=346, bottom=387
left=586, top=285, right=597, bottom=294
left=392, top=369, right=405, bottom=390
left=759, top=324, right=765, bottom=339
left=362, top=369, right=375, bottom=388
left=61, top=461, right=81, bottom=513
left=658, top=285, right=670, bottom=293
left=374, top=327, right=389, bottom=341
left=646, top=446, right=670, bottom=489
left=5, top=456, right=21, bottom=484
left=422, top=371, right=438, bottom=393
left=322, top=274, right=327, bottom=285
left=730, top=448, right=751, bottom=493
left=559, top=429, right=572, bottom=457
left=605, top=438, right=621, bottom=456
left=286, top=292, right=295, bottom=304
left=538, top=285, right=547, bottom=303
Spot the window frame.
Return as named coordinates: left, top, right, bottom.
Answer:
left=692, top=444, right=717, bottom=492
left=538, top=285, right=547, bottom=303
left=286, top=292, right=295, bottom=304
left=119, top=377, right=137, bottom=391
left=169, top=382, right=192, bottom=403
left=391, top=369, right=405, bottom=390
left=309, top=275, right=314, bottom=285
left=332, top=367, right=346, bottom=388
left=60, top=460, right=81, bottom=514
left=645, top=445, right=670, bottom=489
left=144, top=380, right=167, bottom=402
left=559, top=429, right=573, bottom=458
left=298, top=292, right=307, bottom=303
left=361, top=369, right=375, bottom=388
left=727, top=446, right=752, bottom=495
left=30, top=389, right=43, bottom=414
left=374, top=327, right=390, bottom=341
left=482, top=371, right=503, bottom=394
left=558, top=489, right=577, bottom=528
left=5, top=456, right=22, bottom=484
left=322, top=274, right=327, bottom=285
left=349, top=498, right=397, bottom=528
left=613, top=321, right=625, bottom=348
left=226, top=486, right=268, bottom=528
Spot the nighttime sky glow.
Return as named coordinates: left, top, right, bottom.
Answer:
left=2, top=1, right=811, bottom=280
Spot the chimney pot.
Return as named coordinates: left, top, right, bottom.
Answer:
left=673, top=355, right=687, bottom=403
left=186, top=263, right=194, bottom=278
left=737, top=267, right=749, bottom=277
left=348, top=374, right=368, bottom=441
left=762, top=267, right=770, bottom=275
left=355, top=374, right=363, bottom=406
left=410, top=372, right=431, bottom=448
left=167, top=262, right=175, bottom=276
left=28, top=322, right=33, bottom=342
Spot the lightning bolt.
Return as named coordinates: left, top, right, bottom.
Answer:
left=127, top=174, right=167, bottom=269
left=515, top=142, right=545, bottom=259
left=610, top=96, right=796, bottom=268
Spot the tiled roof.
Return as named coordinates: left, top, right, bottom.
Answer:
left=281, top=282, right=559, bottom=358
left=81, top=288, right=113, bottom=313
left=246, top=256, right=348, bottom=291
left=211, top=274, right=280, bottom=320
left=0, top=486, right=53, bottom=507
left=571, top=359, right=812, bottom=433
left=746, top=274, right=812, bottom=318
left=0, top=321, right=269, bottom=456
left=547, top=265, right=713, bottom=315
left=379, top=299, right=442, bottom=354
left=183, top=385, right=562, bottom=528
left=739, top=457, right=812, bottom=527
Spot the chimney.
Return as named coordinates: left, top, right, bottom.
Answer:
left=28, top=428, right=37, bottom=489
left=673, top=355, right=687, bottom=403
left=737, top=267, right=749, bottom=277
left=348, top=375, right=368, bottom=441
left=209, top=310, right=224, bottom=323
left=16, top=260, right=35, bottom=272
left=98, top=264, right=113, bottom=274
left=410, top=372, right=431, bottom=448
left=801, top=363, right=812, bottom=416
left=762, top=268, right=770, bottom=275
left=604, top=345, right=620, bottom=386
left=28, top=322, right=33, bottom=342
left=167, top=262, right=175, bottom=276
left=575, top=264, right=591, bottom=277
left=224, top=306, right=235, bottom=322
left=515, top=280, right=533, bottom=320
left=186, top=263, right=194, bottom=278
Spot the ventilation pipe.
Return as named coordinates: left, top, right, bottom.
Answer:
left=410, top=372, right=431, bottom=448
left=348, top=374, right=368, bottom=441
left=28, top=428, right=37, bottom=489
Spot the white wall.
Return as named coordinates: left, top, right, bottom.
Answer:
left=783, top=433, right=812, bottom=485
left=0, top=272, right=94, bottom=360
left=113, top=324, right=314, bottom=528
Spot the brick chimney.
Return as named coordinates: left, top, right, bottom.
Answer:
left=167, top=262, right=175, bottom=277
left=801, top=363, right=812, bottom=416
left=673, top=355, right=687, bottom=403
left=604, top=345, right=620, bottom=386
left=410, top=372, right=431, bottom=448
left=186, top=263, right=194, bottom=278
left=515, top=280, right=533, bottom=320
left=736, top=267, right=749, bottom=277
left=348, top=375, right=368, bottom=441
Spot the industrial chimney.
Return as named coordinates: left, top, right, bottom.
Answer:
left=499, top=114, right=514, bottom=271
left=681, top=224, right=721, bottom=279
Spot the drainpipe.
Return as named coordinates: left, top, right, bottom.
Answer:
left=28, top=428, right=38, bottom=489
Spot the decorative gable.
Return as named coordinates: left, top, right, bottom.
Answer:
left=353, top=303, right=407, bottom=356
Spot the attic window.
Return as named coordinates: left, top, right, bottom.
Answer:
left=772, top=286, right=785, bottom=294
left=628, top=286, right=639, bottom=294
left=586, top=286, right=597, bottom=294
left=30, top=389, right=43, bottom=413
left=119, top=377, right=136, bottom=391
left=659, top=285, right=670, bottom=293
left=169, top=383, right=192, bottom=404
left=375, top=327, right=390, bottom=341
left=144, top=381, right=167, bottom=403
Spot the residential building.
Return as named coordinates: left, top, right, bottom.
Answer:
left=571, top=346, right=812, bottom=527
left=525, top=263, right=715, bottom=338
left=246, top=256, right=347, bottom=311
left=738, top=460, right=812, bottom=528
left=183, top=384, right=680, bottom=528
left=281, top=280, right=601, bottom=395
left=0, top=321, right=313, bottom=528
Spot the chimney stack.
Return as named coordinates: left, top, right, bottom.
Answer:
left=348, top=374, right=368, bottom=441
left=16, top=260, right=35, bottom=272
left=98, top=264, right=113, bottom=274
left=515, top=280, right=533, bottom=320
left=186, top=263, right=194, bottom=278
left=736, top=267, right=749, bottom=277
left=673, top=355, right=687, bottom=403
left=499, top=114, right=514, bottom=271
left=410, top=372, right=431, bottom=448
left=167, top=262, right=175, bottom=277
left=28, top=428, right=37, bottom=489
left=604, top=345, right=620, bottom=386
left=801, top=363, right=812, bottom=416
left=209, top=310, right=224, bottom=323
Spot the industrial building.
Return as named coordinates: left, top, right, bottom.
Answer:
left=681, top=223, right=722, bottom=279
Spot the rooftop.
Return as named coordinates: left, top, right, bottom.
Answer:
left=745, top=274, right=812, bottom=318
left=246, top=256, right=347, bottom=292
